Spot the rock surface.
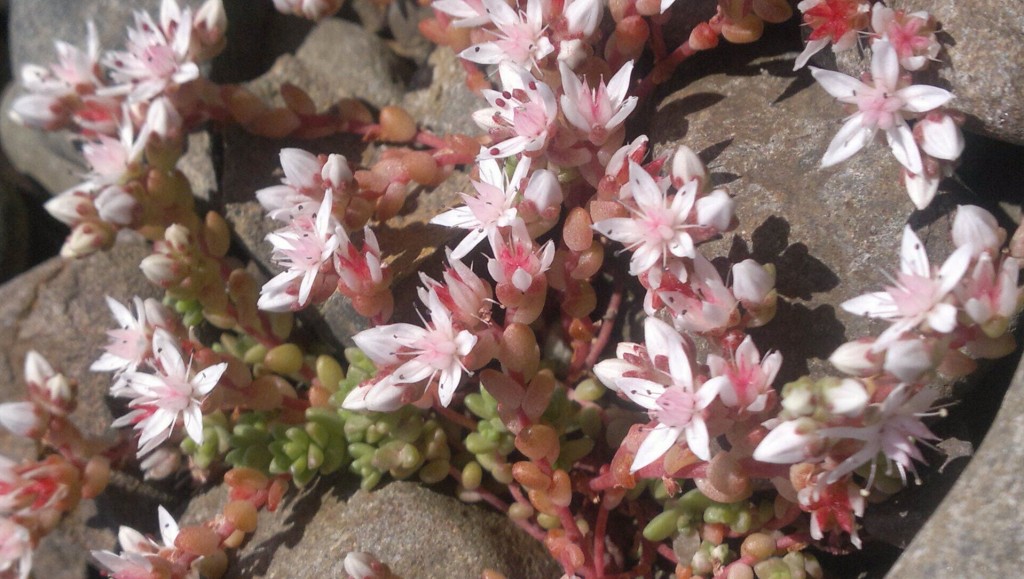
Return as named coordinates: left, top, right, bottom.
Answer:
left=834, top=0, right=1024, bottom=145
left=885, top=353, right=1024, bottom=578
left=183, top=480, right=560, bottom=578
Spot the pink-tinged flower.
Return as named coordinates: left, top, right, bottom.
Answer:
left=459, top=0, right=553, bottom=69
left=273, top=0, right=344, bottom=20
left=9, top=22, right=102, bottom=131
left=670, top=146, right=707, bottom=190
left=113, top=329, right=226, bottom=457
left=810, top=40, right=953, bottom=175
left=343, top=551, right=393, bottom=579
left=345, top=290, right=477, bottom=409
left=0, top=518, right=32, bottom=579
left=820, top=384, right=940, bottom=487
left=731, top=259, right=775, bottom=305
left=92, top=505, right=179, bottom=578
left=798, top=478, right=865, bottom=549
left=23, top=351, right=75, bottom=417
left=957, top=253, right=1021, bottom=337
left=334, top=227, right=389, bottom=299
left=870, top=5, right=939, bottom=72
left=102, top=0, right=200, bottom=102
left=430, top=155, right=531, bottom=259
left=841, top=225, right=971, bottom=350
left=706, top=336, right=781, bottom=413
left=592, top=161, right=701, bottom=275
left=794, top=0, right=870, bottom=70
left=257, top=149, right=351, bottom=222
left=259, top=192, right=341, bottom=312
left=0, top=455, right=78, bottom=517
left=432, top=0, right=489, bottom=27
left=951, top=205, right=1003, bottom=257
left=91, top=296, right=168, bottom=395
left=487, top=221, right=555, bottom=292
left=594, top=317, right=716, bottom=468
left=94, top=186, right=139, bottom=226
left=559, top=61, right=637, bottom=146
left=44, top=188, right=96, bottom=227
left=474, top=64, right=558, bottom=159
left=419, top=250, right=493, bottom=330
left=661, top=254, right=739, bottom=335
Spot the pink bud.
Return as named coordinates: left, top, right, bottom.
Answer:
left=60, top=222, right=113, bottom=259
left=140, top=253, right=180, bottom=287
left=45, top=189, right=97, bottom=226
left=883, top=337, right=938, bottom=383
left=321, top=154, right=353, bottom=190
left=824, top=378, right=869, bottom=417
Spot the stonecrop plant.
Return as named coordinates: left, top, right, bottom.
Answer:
left=2, top=0, right=1022, bottom=578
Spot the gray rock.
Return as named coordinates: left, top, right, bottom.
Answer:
left=834, top=0, right=1024, bottom=145
left=885, top=352, right=1024, bottom=577
left=245, top=19, right=407, bottom=111
left=182, top=480, right=560, bottom=578
left=402, top=46, right=484, bottom=136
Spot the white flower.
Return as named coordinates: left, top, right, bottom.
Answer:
left=473, top=64, right=558, bottom=159
left=819, top=384, right=939, bottom=486
left=705, top=335, right=781, bottom=413
left=592, top=161, right=699, bottom=275
left=430, top=155, right=531, bottom=259
left=101, top=0, right=200, bottom=102
left=459, top=0, right=553, bottom=69
left=840, top=225, right=971, bottom=350
left=432, top=0, right=489, bottom=27
left=92, top=505, right=179, bottom=577
left=259, top=191, right=341, bottom=312
left=810, top=39, right=953, bottom=175
left=558, top=61, right=637, bottom=145
left=113, top=329, right=226, bottom=457
left=594, top=317, right=715, bottom=469
left=345, top=290, right=477, bottom=409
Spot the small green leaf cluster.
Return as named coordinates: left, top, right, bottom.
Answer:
left=643, top=487, right=775, bottom=542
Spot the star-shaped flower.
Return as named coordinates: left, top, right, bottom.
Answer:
left=810, top=39, right=953, bottom=175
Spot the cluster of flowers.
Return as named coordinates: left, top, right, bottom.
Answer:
left=254, top=149, right=394, bottom=321
left=0, top=354, right=111, bottom=579
left=11, top=0, right=227, bottom=258
left=797, top=0, right=964, bottom=209
left=4, top=0, right=1023, bottom=576
left=751, top=206, right=1023, bottom=546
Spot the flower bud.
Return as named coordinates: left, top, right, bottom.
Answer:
left=61, top=221, right=114, bottom=259
left=671, top=146, right=707, bottom=189
left=902, top=169, right=940, bottom=210
left=828, top=339, right=882, bottom=377
left=45, top=189, right=96, bottom=226
left=696, top=189, right=735, bottom=231
left=919, top=113, right=964, bottom=161
left=823, top=378, right=869, bottom=417
left=0, top=402, right=47, bottom=438
left=952, top=205, right=1002, bottom=256
left=95, top=185, right=139, bottom=226
left=752, top=418, right=820, bottom=464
